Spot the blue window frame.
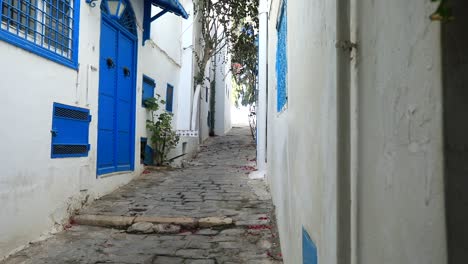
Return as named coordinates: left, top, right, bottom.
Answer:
left=276, top=0, right=287, bottom=112
left=142, top=75, right=155, bottom=107
left=51, top=103, right=91, bottom=158
left=0, top=0, right=80, bottom=69
left=166, top=83, right=174, bottom=112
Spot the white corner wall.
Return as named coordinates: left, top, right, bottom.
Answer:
left=355, top=1, right=446, bottom=263
left=214, top=48, right=232, bottom=136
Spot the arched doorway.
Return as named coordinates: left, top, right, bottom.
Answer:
left=97, top=0, right=138, bottom=175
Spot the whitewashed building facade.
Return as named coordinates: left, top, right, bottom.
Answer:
left=0, top=0, right=234, bottom=259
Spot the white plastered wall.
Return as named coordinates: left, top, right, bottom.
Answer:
left=266, top=0, right=339, bottom=263
left=214, top=46, right=232, bottom=136
left=354, top=1, right=446, bottom=263
left=265, top=0, right=447, bottom=264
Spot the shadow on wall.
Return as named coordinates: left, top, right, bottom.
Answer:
left=442, top=0, right=468, bottom=263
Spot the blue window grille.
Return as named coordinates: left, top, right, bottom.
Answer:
left=303, top=228, right=318, bottom=264
left=166, top=83, right=174, bottom=112
left=142, top=75, right=156, bottom=107
left=0, top=0, right=80, bottom=69
left=276, top=0, right=287, bottom=112
left=100, top=0, right=137, bottom=36
left=51, top=103, right=91, bottom=158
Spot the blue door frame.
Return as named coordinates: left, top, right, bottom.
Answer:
left=97, top=12, right=138, bottom=176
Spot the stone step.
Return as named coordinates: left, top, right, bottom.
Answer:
left=72, top=214, right=234, bottom=230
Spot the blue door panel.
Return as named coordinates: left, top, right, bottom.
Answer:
left=118, top=34, right=133, bottom=102
left=99, top=22, right=118, bottom=97
left=97, top=16, right=136, bottom=176
left=98, top=96, right=115, bottom=129
left=117, top=132, right=131, bottom=164
left=97, top=19, right=118, bottom=174
left=115, top=31, right=134, bottom=169
left=117, top=102, right=131, bottom=131
left=97, top=130, right=115, bottom=167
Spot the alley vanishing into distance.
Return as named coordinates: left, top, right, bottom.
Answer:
left=2, top=127, right=282, bottom=264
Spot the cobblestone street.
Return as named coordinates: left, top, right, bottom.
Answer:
left=2, top=127, right=282, bottom=264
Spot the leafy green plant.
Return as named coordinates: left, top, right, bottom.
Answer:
left=144, top=95, right=180, bottom=166
left=430, top=0, right=454, bottom=22
left=193, top=0, right=259, bottom=133
left=231, top=21, right=259, bottom=107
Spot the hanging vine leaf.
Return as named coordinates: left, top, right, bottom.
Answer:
left=430, top=0, right=454, bottom=22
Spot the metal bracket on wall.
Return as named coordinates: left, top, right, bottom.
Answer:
left=336, top=40, right=358, bottom=52
left=85, top=0, right=98, bottom=7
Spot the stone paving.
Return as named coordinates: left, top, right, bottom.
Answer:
left=2, top=127, right=283, bottom=264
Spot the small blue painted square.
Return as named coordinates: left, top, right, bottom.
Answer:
left=303, top=228, right=318, bottom=264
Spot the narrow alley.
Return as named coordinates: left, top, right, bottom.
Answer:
left=1, top=127, right=282, bottom=264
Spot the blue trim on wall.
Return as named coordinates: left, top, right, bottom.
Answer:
left=276, top=0, right=288, bottom=112
left=303, top=228, right=318, bottom=264
left=142, top=0, right=188, bottom=45
left=0, top=0, right=80, bottom=70
left=150, top=0, right=188, bottom=19
left=143, top=0, right=152, bottom=45
left=166, top=83, right=174, bottom=112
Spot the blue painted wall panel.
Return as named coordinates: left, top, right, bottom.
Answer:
left=276, top=0, right=288, bottom=112
left=303, top=228, right=318, bottom=264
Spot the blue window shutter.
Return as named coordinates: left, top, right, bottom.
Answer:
left=276, top=0, right=288, bottom=112
left=166, top=84, right=174, bottom=112
left=51, top=103, right=91, bottom=158
left=303, top=228, right=318, bottom=264
left=142, top=75, right=156, bottom=107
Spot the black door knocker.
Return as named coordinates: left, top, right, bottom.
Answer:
left=106, top=57, right=115, bottom=68
left=123, top=66, right=131, bottom=77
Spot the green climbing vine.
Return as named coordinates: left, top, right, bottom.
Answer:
left=430, top=0, right=454, bottom=22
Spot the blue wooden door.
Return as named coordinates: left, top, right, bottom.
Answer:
left=97, top=17, right=136, bottom=176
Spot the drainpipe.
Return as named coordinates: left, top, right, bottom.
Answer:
left=336, top=0, right=353, bottom=263
left=349, top=0, right=359, bottom=263
left=257, top=0, right=268, bottom=173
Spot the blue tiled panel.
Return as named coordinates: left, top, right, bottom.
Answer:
left=303, top=228, right=318, bottom=264
left=276, top=0, right=288, bottom=112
